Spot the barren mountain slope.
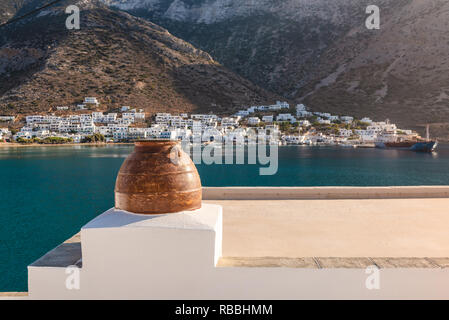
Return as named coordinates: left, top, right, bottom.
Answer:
left=0, top=0, right=280, bottom=115
left=301, top=0, right=449, bottom=136
left=105, top=0, right=449, bottom=136
left=103, top=0, right=408, bottom=96
left=0, top=0, right=23, bottom=24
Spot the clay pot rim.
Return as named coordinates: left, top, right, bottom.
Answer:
left=135, top=139, right=179, bottom=146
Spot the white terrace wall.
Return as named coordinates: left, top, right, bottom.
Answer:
left=27, top=191, right=449, bottom=299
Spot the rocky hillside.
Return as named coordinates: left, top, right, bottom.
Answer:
left=2, top=0, right=449, bottom=137
left=105, top=0, right=449, bottom=137
left=0, top=0, right=280, bottom=115
left=0, top=0, right=23, bottom=24
left=300, top=0, right=449, bottom=137
left=105, top=0, right=400, bottom=96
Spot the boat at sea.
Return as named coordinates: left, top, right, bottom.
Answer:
left=375, top=140, right=438, bottom=152
left=375, top=124, right=437, bottom=153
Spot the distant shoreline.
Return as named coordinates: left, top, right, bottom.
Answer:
left=0, top=142, right=134, bottom=148
left=0, top=141, right=446, bottom=149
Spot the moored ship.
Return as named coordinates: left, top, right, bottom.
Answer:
left=375, top=125, right=437, bottom=153
left=410, top=140, right=438, bottom=152
left=376, top=140, right=437, bottom=152
left=382, top=141, right=416, bottom=148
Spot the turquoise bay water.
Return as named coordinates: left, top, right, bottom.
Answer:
left=1, top=144, right=449, bottom=291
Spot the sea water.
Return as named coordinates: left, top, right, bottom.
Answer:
left=1, top=144, right=449, bottom=291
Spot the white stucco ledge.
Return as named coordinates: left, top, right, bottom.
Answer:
left=0, top=292, right=28, bottom=300
left=29, top=233, right=82, bottom=268
left=28, top=203, right=223, bottom=299
left=202, top=186, right=449, bottom=200
left=25, top=188, right=449, bottom=299
left=80, top=204, right=223, bottom=270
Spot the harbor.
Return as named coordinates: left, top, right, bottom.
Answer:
left=0, top=100, right=438, bottom=152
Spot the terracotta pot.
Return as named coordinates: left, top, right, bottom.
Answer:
left=115, top=140, right=202, bottom=214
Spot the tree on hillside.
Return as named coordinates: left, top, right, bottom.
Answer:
left=81, top=133, right=105, bottom=143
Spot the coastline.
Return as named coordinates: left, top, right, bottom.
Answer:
left=0, top=141, right=446, bottom=149
left=0, top=142, right=134, bottom=148
left=0, top=142, right=362, bottom=149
